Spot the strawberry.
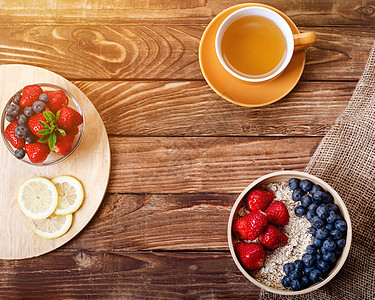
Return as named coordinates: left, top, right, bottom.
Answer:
left=20, top=84, right=43, bottom=107
left=67, top=126, right=79, bottom=137
left=44, top=90, right=69, bottom=113
left=258, top=225, right=288, bottom=250
left=265, top=201, right=290, bottom=226
left=28, top=113, right=47, bottom=137
left=4, top=121, right=25, bottom=149
left=57, top=106, right=83, bottom=130
left=234, top=242, right=266, bottom=271
left=245, top=189, right=274, bottom=212
left=233, top=210, right=268, bottom=241
left=25, top=143, right=50, bottom=163
left=53, top=130, right=76, bottom=155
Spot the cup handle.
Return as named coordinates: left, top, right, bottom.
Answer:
left=293, top=32, right=317, bottom=50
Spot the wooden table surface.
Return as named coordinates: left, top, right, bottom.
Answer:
left=0, top=0, right=372, bottom=298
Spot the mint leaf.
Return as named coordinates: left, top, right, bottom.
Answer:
left=48, top=134, right=57, bottom=151
left=39, top=135, right=50, bottom=143
left=39, top=121, right=51, bottom=129
left=56, top=110, right=61, bottom=120
left=37, top=129, right=50, bottom=136
left=58, top=128, right=66, bottom=136
left=43, top=110, right=56, bottom=123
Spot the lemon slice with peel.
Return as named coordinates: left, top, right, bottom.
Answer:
left=52, top=176, right=84, bottom=215
left=17, top=177, right=59, bottom=220
left=28, top=214, right=73, bottom=239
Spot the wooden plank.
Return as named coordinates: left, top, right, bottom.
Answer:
left=0, top=0, right=374, bottom=26
left=0, top=251, right=260, bottom=299
left=75, top=80, right=352, bottom=137
left=107, top=136, right=321, bottom=194
left=0, top=25, right=372, bottom=81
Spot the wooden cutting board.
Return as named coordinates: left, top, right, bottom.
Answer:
left=0, top=64, right=110, bottom=259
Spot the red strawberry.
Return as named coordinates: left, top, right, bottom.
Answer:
left=4, top=121, right=25, bottom=149
left=67, top=126, right=79, bottom=137
left=234, top=242, right=266, bottom=271
left=25, top=143, right=50, bottom=163
left=28, top=113, right=47, bottom=137
left=57, top=106, right=83, bottom=130
left=258, top=225, right=288, bottom=250
left=53, top=131, right=76, bottom=155
left=44, top=90, right=69, bottom=113
left=245, top=189, right=274, bottom=212
left=20, top=84, right=43, bottom=107
left=265, top=201, right=289, bottom=226
left=233, top=210, right=268, bottom=241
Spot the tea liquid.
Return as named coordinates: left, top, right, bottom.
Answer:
left=221, top=15, right=287, bottom=78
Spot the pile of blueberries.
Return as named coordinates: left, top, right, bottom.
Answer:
left=4, top=92, right=49, bottom=159
left=281, top=178, right=348, bottom=291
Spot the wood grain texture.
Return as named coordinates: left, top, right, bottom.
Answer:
left=107, top=136, right=321, bottom=194
left=0, top=65, right=110, bottom=259
left=0, top=25, right=372, bottom=80
left=0, top=251, right=260, bottom=299
left=0, top=0, right=375, bottom=26
left=75, top=80, right=353, bottom=137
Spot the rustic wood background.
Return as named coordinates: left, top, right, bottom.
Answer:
left=0, top=0, right=373, bottom=298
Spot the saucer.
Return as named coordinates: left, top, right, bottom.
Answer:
left=199, top=3, right=306, bottom=107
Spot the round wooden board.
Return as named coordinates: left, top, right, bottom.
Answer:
left=0, top=64, right=111, bottom=259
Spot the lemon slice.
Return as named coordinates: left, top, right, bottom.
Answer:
left=17, top=177, right=59, bottom=219
left=28, top=214, right=73, bottom=239
left=52, top=176, right=84, bottom=215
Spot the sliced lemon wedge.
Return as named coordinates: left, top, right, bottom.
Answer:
left=17, top=177, right=58, bottom=220
left=52, top=176, right=84, bottom=215
left=28, top=214, right=73, bottom=239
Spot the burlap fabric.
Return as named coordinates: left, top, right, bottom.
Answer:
left=260, top=43, right=375, bottom=300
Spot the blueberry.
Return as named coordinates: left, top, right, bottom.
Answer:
left=289, top=270, right=302, bottom=280
left=294, top=260, right=304, bottom=271
left=323, top=192, right=333, bottom=204
left=322, top=239, right=336, bottom=252
left=325, top=223, right=334, bottom=231
left=282, top=276, right=291, bottom=288
left=306, top=245, right=317, bottom=255
left=308, top=203, right=318, bottom=212
left=5, top=104, right=20, bottom=116
left=311, top=185, right=322, bottom=194
left=306, top=211, right=315, bottom=221
left=39, top=93, right=49, bottom=103
left=336, top=215, right=344, bottom=221
left=32, top=100, right=46, bottom=114
left=5, top=113, right=15, bottom=122
left=335, top=220, right=347, bottom=232
left=15, top=124, right=28, bottom=139
left=301, top=194, right=313, bottom=208
left=14, top=148, right=26, bottom=159
left=316, top=228, right=329, bottom=240
left=337, top=238, right=346, bottom=248
left=283, top=263, right=295, bottom=276
left=323, top=252, right=336, bottom=263
left=290, top=279, right=302, bottom=291
left=292, top=189, right=304, bottom=201
left=304, top=267, right=313, bottom=276
left=300, top=179, right=313, bottom=192
left=328, top=204, right=340, bottom=214
left=25, top=133, right=37, bottom=144
left=331, top=229, right=343, bottom=240
left=301, top=275, right=310, bottom=288
left=23, top=106, right=35, bottom=117
left=309, top=269, right=322, bottom=283
left=326, top=211, right=337, bottom=224
left=308, top=227, right=316, bottom=236
left=288, top=178, right=300, bottom=190
left=295, top=205, right=306, bottom=217
left=316, top=252, right=323, bottom=261
left=313, top=191, right=326, bottom=203
left=12, top=93, right=22, bottom=105
left=316, top=205, right=329, bottom=219
left=302, top=253, right=315, bottom=267
left=16, top=114, right=28, bottom=125
left=313, top=237, right=323, bottom=248
left=317, top=260, right=329, bottom=273
left=311, top=216, right=325, bottom=229
left=334, top=247, right=343, bottom=257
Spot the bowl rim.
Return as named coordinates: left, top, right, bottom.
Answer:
left=1, top=83, right=85, bottom=166
left=227, top=170, right=352, bottom=295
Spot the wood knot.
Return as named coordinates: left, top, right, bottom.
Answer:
left=355, top=5, right=374, bottom=16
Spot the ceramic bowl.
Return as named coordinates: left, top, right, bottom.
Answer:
left=227, top=170, right=352, bottom=295
left=1, top=83, right=85, bottom=166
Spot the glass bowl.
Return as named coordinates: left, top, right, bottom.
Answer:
left=1, top=83, right=85, bottom=166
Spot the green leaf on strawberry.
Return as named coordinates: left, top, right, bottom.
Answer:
left=43, top=110, right=56, bottom=123
left=48, top=133, right=57, bottom=151
left=57, top=128, right=66, bottom=136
